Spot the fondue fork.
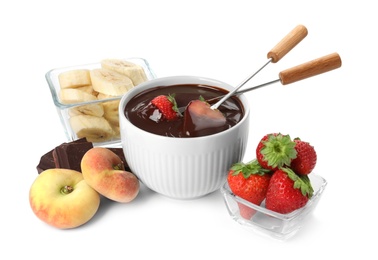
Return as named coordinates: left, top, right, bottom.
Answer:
left=210, top=24, right=308, bottom=110
left=207, top=52, right=342, bottom=104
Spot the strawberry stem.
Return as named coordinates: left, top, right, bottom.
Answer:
left=282, top=167, right=314, bottom=198
left=231, top=159, right=271, bottom=179
left=261, top=133, right=297, bottom=168
left=167, top=94, right=182, bottom=117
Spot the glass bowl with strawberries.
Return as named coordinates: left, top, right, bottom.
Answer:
left=46, top=57, right=156, bottom=147
left=118, top=75, right=250, bottom=199
left=221, top=133, right=327, bottom=240
left=221, top=173, right=327, bottom=240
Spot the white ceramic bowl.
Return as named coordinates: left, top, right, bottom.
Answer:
left=119, top=76, right=250, bottom=199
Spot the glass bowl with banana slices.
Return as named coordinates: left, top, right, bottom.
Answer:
left=46, top=57, right=156, bottom=147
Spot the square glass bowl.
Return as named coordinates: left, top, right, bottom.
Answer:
left=46, top=57, right=156, bottom=147
left=220, top=174, right=327, bottom=240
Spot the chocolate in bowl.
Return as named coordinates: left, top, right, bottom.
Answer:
left=124, top=84, right=245, bottom=137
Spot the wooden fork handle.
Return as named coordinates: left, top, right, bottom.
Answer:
left=267, top=24, right=308, bottom=63
left=279, top=52, right=342, bottom=85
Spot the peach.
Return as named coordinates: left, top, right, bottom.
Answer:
left=29, top=168, right=100, bottom=229
left=81, top=147, right=139, bottom=203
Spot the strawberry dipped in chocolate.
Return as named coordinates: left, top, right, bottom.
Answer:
left=149, top=94, right=182, bottom=122
left=183, top=98, right=227, bottom=137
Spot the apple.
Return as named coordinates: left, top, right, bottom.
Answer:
left=29, top=168, right=100, bottom=229
left=81, top=147, right=140, bottom=203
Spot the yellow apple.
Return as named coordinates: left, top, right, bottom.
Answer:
left=81, top=147, right=140, bottom=203
left=29, top=168, right=100, bottom=229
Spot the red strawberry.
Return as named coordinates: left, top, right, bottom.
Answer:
left=265, top=168, right=313, bottom=214
left=237, top=203, right=257, bottom=220
left=150, top=94, right=181, bottom=121
left=227, top=160, right=272, bottom=219
left=256, top=133, right=297, bottom=171
left=291, top=138, right=317, bottom=175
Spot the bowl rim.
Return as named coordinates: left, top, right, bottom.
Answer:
left=119, top=75, right=251, bottom=141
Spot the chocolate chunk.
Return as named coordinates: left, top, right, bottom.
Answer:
left=37, top=138, right=91, bottom=174
left=36, top=149, right=55, bottom=174
left=52, top=140, right=93, bottom=172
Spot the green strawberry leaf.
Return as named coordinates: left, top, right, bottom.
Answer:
left=261, top=133, right=297, bottom=168
left=167, top=94, right=182, bottom=117
left=231, top=159, right=271, bottom=179
left=199, top=95, right=206, bottom=102
left=282, top=167, right=314, bottom=198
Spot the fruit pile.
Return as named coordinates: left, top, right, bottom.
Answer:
left=29, top=146, right=140, bottom=229
left=58, top=59, right=148, bottom=143
left=227, top=133, right=317, bottom=218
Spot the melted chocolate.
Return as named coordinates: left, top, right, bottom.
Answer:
left=124, top=84, right=244, bottom=137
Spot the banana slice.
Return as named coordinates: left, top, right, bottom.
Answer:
left=111, top=125, right=120, bottom=139
left=58, top=69, right=92, bottom=89
left=97, top=93, right=114, bottom=100
left=68, top=104, right=104, bottom=117
left=90, top=68, right=134, bottom=96
left=97, top=93, right=120, bottom=129
left=76, top=85, right=98, bottom=96
left=97, top=93, right=120, bottom=124
left=101, top=59, right=147, bottom=86
left=60, top=86, right=104, bottom=117
left=102, top=100, right=120, bottom=126
left=59, top=88, right=97, bottom=104
left=69, top=115, right=115, bottom=143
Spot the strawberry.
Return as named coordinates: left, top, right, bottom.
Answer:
left=265, top=168, right=313, bottom=214
left=256, top=133, right=297, bottom=171
left=183, top=99, right=226, bottom=136
left=227, top=160, right=272, bottom=219
left=150, top=94, right=181, bottom=121
left=291, top=138, right=317, bottom=175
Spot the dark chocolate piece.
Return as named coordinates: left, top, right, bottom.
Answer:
left=53, top=141, right=93, bottom=172
left=36, top=149, right=55, bottom=174
left=36, top=138, right=90, bottom=174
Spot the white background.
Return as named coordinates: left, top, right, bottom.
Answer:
left=1, top=0, right=376, bottom=259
